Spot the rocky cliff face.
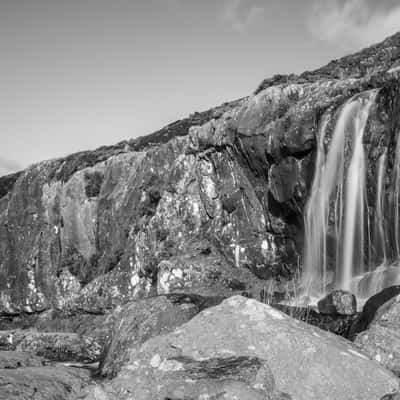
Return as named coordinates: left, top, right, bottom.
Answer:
left=1, top=33, right=400, bottom=316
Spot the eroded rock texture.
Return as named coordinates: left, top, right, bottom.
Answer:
left=0, top=330, right=101, bottom=363
left=99, top=293, right=224, bottom=378
left=349, top=285, right=400, bottom=339
left=355, top=293, right=400, bottom=376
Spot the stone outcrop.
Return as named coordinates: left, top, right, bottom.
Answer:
left=255, top=32, right=400, bottom=93
left=0, top=364, right=91, bottom=400
left=81, top=296, right=399, bottom=400
left=355, top=293, right=400, bottom=376
left=99, top=293, right=224, bottom=378
left=0, top=329, right=101, bottom=363
left=273, top=304, right=357, bottom=338
left=317, top=290, right=357, bottom=316
left=349, top=285, right=400, bottom=339
left=0, top=350, right=91, bottom=400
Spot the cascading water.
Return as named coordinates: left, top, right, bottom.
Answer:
left=303, top=90, right=378, bottom=297
left=374, top=151, right=387, bottom=264
left=340, top=102, right=368, bottom=290
left=353, top=133, right=400, bottom=299
left=392, top=137, right=400, bottom=258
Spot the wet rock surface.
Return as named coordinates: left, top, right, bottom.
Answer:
left=82, top=296, right=399, bottom=400
left=349, top=285, right=400, bottom=339
left=273, top=304, right=358, bottom=338
left=317, top=290, right=357, bottom=316
left=355, top=293, right=400, bottom=376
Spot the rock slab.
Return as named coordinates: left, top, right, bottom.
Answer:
left=99, top=294, right=223, bottom=377
left=356, top=293, right=400, bottom=376
left=349, top=285, right=400, bottom=339
left=0, top=365, right=90, bottom=400
left=83, top=296, right=399, bottom=400
left=0, top=350, right=91, bottom=400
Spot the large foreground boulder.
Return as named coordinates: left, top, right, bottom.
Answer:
left=99, top=294, right=224, bottom=377
left=355, top=293, right=400, bottom=376
left=82, top=296, right=399, bottom=400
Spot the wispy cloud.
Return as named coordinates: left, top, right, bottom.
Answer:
left=308, top=0, right=400, bottom=50
left=221, top=0, right=265, bottom=33
left=0, top=157, right=22, bottom=176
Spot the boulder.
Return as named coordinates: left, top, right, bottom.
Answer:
left=0, top=329, right=101, bottom=363
left=349, top=285, right=400, bottom=339
left=83, top=296, right=398, bottom=400
left=355, top=293, right=400, bottom=376
left=0, top=308, right=119, bottom=350
left=99, top=294, right=224, bottom=378
left=317, top=290, right=357, bottom=315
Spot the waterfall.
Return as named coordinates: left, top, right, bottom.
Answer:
left=303, top=90, right=377, bottom=296
left=303, top=116, right=330, bottom=293
left=374, top=151, right=387, bottom=264
left=349, top=139, right=400, bottom=300
left=340, top=105, right=368, bottom=290
left=393, top=137, right=400, bottom=258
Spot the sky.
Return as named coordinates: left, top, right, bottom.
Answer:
left=1, top=0, right=400, bottom=175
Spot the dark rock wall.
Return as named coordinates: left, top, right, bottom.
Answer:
left=1, top=33, right=400, bottom=315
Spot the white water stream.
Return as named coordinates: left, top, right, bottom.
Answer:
left=303, top=90, right=381, bottom=298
